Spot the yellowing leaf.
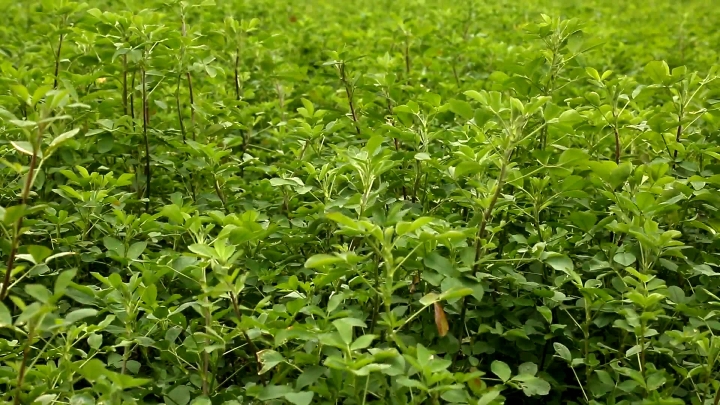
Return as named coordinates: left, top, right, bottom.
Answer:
left=433, top=302, right=449, bottom=337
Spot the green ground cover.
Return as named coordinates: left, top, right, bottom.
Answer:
left=2, top=0, right=720, bottom=404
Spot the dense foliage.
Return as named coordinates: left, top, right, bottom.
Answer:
left=2, top=0, right=720, bottom=404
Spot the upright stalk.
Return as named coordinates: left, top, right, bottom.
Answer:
left=12, top=323, right=35, bottom=405
left=234, top=50, right=241, bottom=101
left=456, top=149, right=511, bottom=345
left=673, top=103, right=684, bottom=166
left=404, top=37, right=411, bottom=81
left=338, top=62, right=361, bottom=135
left=181, top=13, right=196, bottom=142
left=229, top=292, right=265, bottom=385
left=141, top=64, right=151, bottom=213
left=129, top=71, right=141, bottom=200
left=53, top=21, right=65, bottom=89
left=213, top=177, right=229, bottom=214
left=612, top=107, right=621, bottom=164
left=186, top=72, right=195, bottom=141
left=122, top=53, right=128, bottom=115
left=613, top=126, right=621, bottom=164
left=473, top=151, right=511, bottom=270
left=202, top=309, right=210, bottom=394
left=386, top=95, right=407, bottom=200
left=130, top=72, right=136, bottom=123
left=176, top=76, right=187, bottom=143
left=0, top=122, right=46, bottom=300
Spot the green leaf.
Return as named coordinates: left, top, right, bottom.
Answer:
left=609, top=162, right=633, bottom=190
left=103, top=236, right=125, bottom=257
left=518, top=362, right=538, bottom=376
left=79, top=359, right=108, bottom=382
left=28, top=245, right=52, bottom=264
left=514, top=375, right=551, bottom=396
left=326, top=212, right=361, bottom=230
left=11, top=84, right=31, bottom=105
left=296, top=366, right=326, bottom=390
left=537, top=306, right=552, bottom=323
left=25, top=284, right=52, bottom=303
left=645, top=60, right=670, bottom=83
left=258, top=350, right=285, bottom=374
left=350, top=334, right=377, bottom=351
left=284, top=391, right=314, bottom=405
left=54, top=269, right=77, bottom=295
left=160, top=204, right=185, bottom=224
left=396, top=217, right=433, bottom=236
left=558, top=148, right=590, bottom=166
left=47, top=128, right=80, bottom=155
left=3, top=205, right=25, bottom=225
left=424, top=252, right=459, bottom=278
left=613, top=252, right=637, bottom=266
left=365, top=134, right=384, bottom=154
left=569, top=212, right=596, bottom=232
left=546, top=255, right=574, bottom=273
left=464, top=90, right=486, bottom=103
left=258, top=384, right=294, bottom=400
left=0, top=302, right=11, bottom=327
left=11, top=141, right=34, bottom=156
left=188, top=243, right=216, bottom=259
left=553, top=342, right=572, bottom=362
left=88, top=333, right=103, bottom=350
left=65, top=308, right=98, bottom=324
left=491, top=360, right=511, bottom=382
left=333, top=318, right=366, bottom=345
left=448, top=99, right=474, bottom=120
left=440, top=287, right=473, bottom=301
left=419, top=292, right=440, bottom=306
left=305, top=254, right=344, bottom=268
left=477, top=390, right=501, bottom=405
left=165, top=385, right=192, bottom=405
left=142, top=284, right=157, bottom=307
left=126, top=241, right=147, bottom=260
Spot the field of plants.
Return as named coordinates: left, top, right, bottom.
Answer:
left=2, top=0, right=720, bottom=404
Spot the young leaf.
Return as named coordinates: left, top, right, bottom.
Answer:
left=0, top=302, right=11, bottom=327
left=305, top=254, right=344, bottom=268
left=491, top=360, right=512, bottom=382
left=284, top=392, right=314, bottom=405
left=553, top=342, right=572, bottom=362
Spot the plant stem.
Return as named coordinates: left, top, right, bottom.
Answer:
left=387, top=97, right=407, bottom=200
left=234, top=49, right=241, bottom=101
left=202, top=275, right=210, bottom=395
left=176, top=75, right=187, bottom=143
left=639, top=320, right=646, bottom=377
left=369, top=258, right=381, bottom=334
left=473, top=153, right=510, bottom=271
left=53, top=30, right=64, bottom=89
left=673, top=122, right=683, bottom=162
left=0, top=122, right=44, bottom=301
left=613, top=126, right=621, bottom=164
left=404, top=37, right=411, bottom=80
left=584, top=303, right=592, bottom=379
left=339, top=62, right=360, bottom=134
left=213, top=176, right=229, bottom=214
left=185, top=70, right=195, bottom=140
left=229, top=292, right=265, bottom=386
left=12, top=324, right=35, bottom=405
left=130, top=71, right=136, bottom=123
left=122, top=53, right=128, bottom=116
left=181, top=12, right=196, bottom=142
left=456, top=150, right=510, bottom=353
left=141, top=64, right=151, bottom=213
